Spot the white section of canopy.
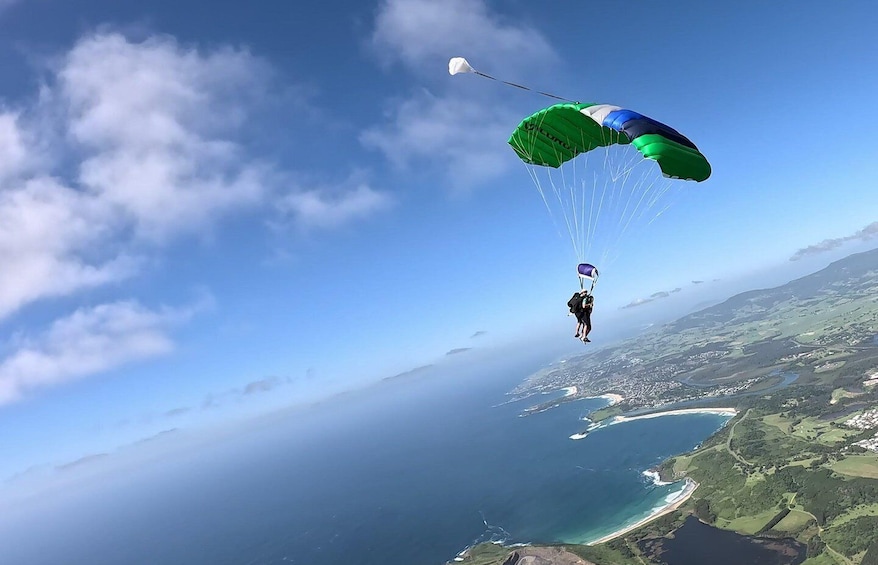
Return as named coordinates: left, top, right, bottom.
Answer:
left=448, top=57, right=474, bottom=75
left=579, top=104, right=621, bottom=126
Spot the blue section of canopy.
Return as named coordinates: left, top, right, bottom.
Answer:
left=602, top=110, right=698, bottom=150
left=621, top=117, right=698, bottom=150
left=602, top=109, right=644, bottom=131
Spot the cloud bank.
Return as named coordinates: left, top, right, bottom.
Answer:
left=789, top=221, right=878, bottom=261
left=0, top=31, right=390, bottom=404
left=0, top=301, right=191, bottom=405
left=620, top=286, right=682, bottom=309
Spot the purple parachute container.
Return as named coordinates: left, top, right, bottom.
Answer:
left=577, top=263, right=598, bottom=280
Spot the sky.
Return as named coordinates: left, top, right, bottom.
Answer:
left=1, top=0, right=878, bottom=482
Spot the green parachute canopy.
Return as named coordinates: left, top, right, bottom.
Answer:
left=508, top=102, right=711, bottom=182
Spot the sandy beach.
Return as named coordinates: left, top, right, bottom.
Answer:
left=586, top=478, right=699, bottom=545
left=596, top=392, right=623, bottom=405
left=562, top=386, right=578, bottom=397
left=611, top=407, right=737, bottom=424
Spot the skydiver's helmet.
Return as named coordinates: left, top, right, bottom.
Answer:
left=580, top=289, right=589, bottom=296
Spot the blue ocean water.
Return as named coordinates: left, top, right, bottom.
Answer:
left=0, top=350, right=732, bottom=565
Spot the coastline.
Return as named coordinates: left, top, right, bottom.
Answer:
left=597, top=392, right=623, bottom=405
left=586, top=478, right=699, bottom=546
left=611, top=407, right=737, bottom=424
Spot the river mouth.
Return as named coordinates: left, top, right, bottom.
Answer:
left=637, top=516, right=806, bottom=565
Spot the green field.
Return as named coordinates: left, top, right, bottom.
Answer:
left=801, top=552, right=847, bottom=565
left=833, top=455, right=878, bottom=479
left=827, top=503, right=878, bottom=528
left=762, top=414, right=860, bottom=447
left=719, top=509, right=782, bottom=534
left=772, top=509, right=814, bottom=533
left=831, top=388, right=862, bottom=404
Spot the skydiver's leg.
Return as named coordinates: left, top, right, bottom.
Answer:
left=583, top=312, right=592, bottom=342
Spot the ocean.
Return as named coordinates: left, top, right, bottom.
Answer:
left=0, top=348, right=734, bottom=565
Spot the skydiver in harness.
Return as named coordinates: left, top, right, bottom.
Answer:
left=569, top=263, right=598, bottom=343
left=568, top=289, right=594, bottom=342
left=580, top=291, right=594, bottom=343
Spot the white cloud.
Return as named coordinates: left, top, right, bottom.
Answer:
left=61, top=33, right=270, bottom=242
left=371, top=0, right=554, bottom=72
left=277, top=179, right=392, bottom=230
left=0, top=113, right=30, bottom=180
left=0, top=32, right=274, bottom=320
left=361, top=91, right=515, bottom=187
left=790, top=221, right=878, bottom=261
left=0, top=31, right=393, bottom=402
left=0, top=31, right=385, bottom=324
left=0, top=176, right=138, bottom=319
left=366, top=0, right=557, bottom=188
left=0, top=301, right=189, bottom=405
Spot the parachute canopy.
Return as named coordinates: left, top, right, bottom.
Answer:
left=508, top=102, right=711, bottom=182
left=448, top=57, right=474, bottom=75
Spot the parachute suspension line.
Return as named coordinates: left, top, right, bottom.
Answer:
left=469, top=70, right=573, bottom=102
left=585, top=165, right=599, bottom=259
left=616, top=166, right=660, bottom=247
left=450, top=55, right=574, bottom=102
left=519, top=110, right=581, bottom=265
left=606, top=154, right=653, bottom=264
left=525, top=164, right=570, bottom=258
left=615, top=159, right=652, bottom=239
left=603, top=171, right=625, bottom=267
left=589, top=157, right=612, bottom=264
left=566, top=131, right=588, bottom=262
left=546, top=163, right=580, bottom=261
left=534, top=110, right=581, bottom=263
left=587, top=153, right=610, bottom=261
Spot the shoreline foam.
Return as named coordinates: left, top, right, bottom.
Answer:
left=611, top=407, right=737, bottom=425
left=642, top=469, right=672, bottom=486
left=586, top=478, right=699, bottom=545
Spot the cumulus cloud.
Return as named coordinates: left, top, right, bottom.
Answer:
left=622, top=283, right=694, bottom=309
left=243, top=375, right=287, bottom=395
left=361, top=91, right=515, bottom=187
left=0, top=30, right=397, bottom=404
left=277, top=178, right=392, bottom=230
left=196, top=374, right=293, bottom=412
left=0, top=30, right=389, bottom=317
left=371, top=0, right=553, bottom=73
left=0, top=176, right=140, bottom=319
left=0, top=112, right=31, bottom=180
left=0, top=301, right=190, bottom=405
left=0, top=33, right=273, bottom=321
left=60, top=33, right=272, bottom=242
left=365, top=0, right=557, bottom=188
left=789, top=221, right=878, bottom=261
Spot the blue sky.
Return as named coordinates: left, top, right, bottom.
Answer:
left=1, top=0, right=878, bottom=481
